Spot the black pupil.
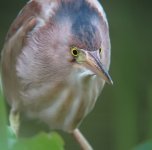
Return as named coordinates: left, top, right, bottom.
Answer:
left=99, top=48, right=101, bottom=53
left=73, top=50, right=78, bottom=55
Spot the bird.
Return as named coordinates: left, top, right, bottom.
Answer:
left=1, top=0, right=112, bottom=149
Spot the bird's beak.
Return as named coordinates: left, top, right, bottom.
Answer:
left=84, top=51, right=113, bottom=84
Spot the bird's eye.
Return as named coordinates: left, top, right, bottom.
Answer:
left=71, top=47, right=79, bottom=57
left=99, top=47, right=102, bottom=53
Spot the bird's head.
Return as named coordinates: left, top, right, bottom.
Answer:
left=26, top=0, right=113, bottom=84
left=53, top=0, right=113, bottom=84
left=43, top=0, right=113, bottom=84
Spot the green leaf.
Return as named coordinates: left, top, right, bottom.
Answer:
left=0, top=89, right=8, bottom=150
left=133, top=140, right=152, bottom=150
left=12, top=132, right=64, bottom=150
left=7, top=126, right=17, bottom=150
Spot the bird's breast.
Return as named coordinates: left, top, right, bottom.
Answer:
left=15, top=28, right=106, bottom=132
left=20, top=65, right=104, bottom=132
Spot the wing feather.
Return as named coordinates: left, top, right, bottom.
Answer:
left=5, top=0, right=41, bottom=41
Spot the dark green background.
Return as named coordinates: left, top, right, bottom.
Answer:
left=0, top=0, right=152, bottom=150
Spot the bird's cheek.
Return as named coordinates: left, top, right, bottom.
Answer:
left=66, top=53, right=75, bottom=62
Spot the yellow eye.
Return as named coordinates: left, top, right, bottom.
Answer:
left=71, top=47, right=79, bottom=56
left=99, top=47, right=102, bottom=53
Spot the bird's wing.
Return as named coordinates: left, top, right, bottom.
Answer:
left=1, top=0, right=38, bottom=87
left=5, top=0, right=40, bottom=42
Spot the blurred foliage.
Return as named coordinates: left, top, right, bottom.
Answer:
left=0, top=91, right=64, bottom=150
left=133, top=140, right=152, bottom=150
left=10, top=132, right=64, bottom=150
left=0, top=90, right=8, bottom=150
left=0, top=0, right=152, bottom=150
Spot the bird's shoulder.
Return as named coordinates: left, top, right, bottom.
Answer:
left=5, top=0, right=41, bottom=41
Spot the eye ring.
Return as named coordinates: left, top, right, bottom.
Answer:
left=71, top=47, right=79, bottom=56
left=99, top=47, right=102, bottom=53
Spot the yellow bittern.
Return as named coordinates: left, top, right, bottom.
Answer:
left=1, top=0, right=113, bottom=149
